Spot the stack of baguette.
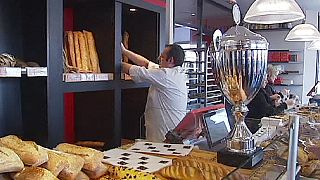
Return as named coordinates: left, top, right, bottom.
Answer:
left=64, top=30, right=101, bottom=73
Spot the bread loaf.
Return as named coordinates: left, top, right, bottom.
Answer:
left=0, top=135, right=48, bottom=166
left=0, top=146, right=24, bottom=173
left=56, top=143, right=103, bottom=171
left=41, top=149, right=68, bottom=176
left=57, top=152, right=85, bottom=180
left=13, top=167, right=58, bottom=180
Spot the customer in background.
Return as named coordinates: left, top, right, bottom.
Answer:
left=121, top=43, right=188, bottom=142
left=245, top=76, right=295, bottom=133
left=265, top=64, right=282, bottom=105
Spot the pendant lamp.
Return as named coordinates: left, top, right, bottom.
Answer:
left=285, top=24, right=320, bottom=41
left=308, top=39, right=320, bottom=50
left=244, top=0, right=305, bottom=24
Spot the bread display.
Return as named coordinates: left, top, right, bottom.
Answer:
left=41, top=149, right=68, bottom=176
left=0, top=146, right=24, bottom=173
left=57, top=152, right=85, bottom=180
left=0, top=135, right=48, bottom=166
left=56, top=143, right=103, bottom=171
left=13, top=167, right=58, bottom=180
left=64, top=30, right=100, bottom=73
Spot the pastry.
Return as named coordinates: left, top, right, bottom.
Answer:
left=105, top=163, right=158, bottom=179
left=82, top=162, right=107, bottom=179
left=0, top=146, right=24, bottom=173
left=75, top=171, right=90, bottom=180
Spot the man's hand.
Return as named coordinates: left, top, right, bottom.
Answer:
left=270, top=94, right=281, bottom=101
left=122, top=62, right=132, bottom=74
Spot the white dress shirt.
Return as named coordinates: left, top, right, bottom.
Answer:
left=129, top=61, right=188, bottom=142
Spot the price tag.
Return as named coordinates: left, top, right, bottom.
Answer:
left=80, top=73, right=94, bottom=82
left=64, top=73, right=81, bottom=82
left=94, top=73, right=112, bottom=81
left=26, top=67, right=47, bottom=77
left=0, top=67, right=21, bottom=77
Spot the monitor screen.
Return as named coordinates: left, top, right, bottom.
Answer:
left=202, top=108, right=230, bottom=149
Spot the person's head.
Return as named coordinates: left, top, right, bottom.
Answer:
left=267, top=64, right=279, bottom=83
left=158, top=44, right=185, bottom=68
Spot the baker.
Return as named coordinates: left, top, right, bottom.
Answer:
left=121, top=43, right=188, bottom=142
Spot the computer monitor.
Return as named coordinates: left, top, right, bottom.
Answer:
left=202, top=108, right=230, bottom=149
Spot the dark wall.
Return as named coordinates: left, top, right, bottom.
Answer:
left=0, top=1, right=23, bottom=136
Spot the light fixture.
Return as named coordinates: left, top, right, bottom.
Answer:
left=285, top=24, right=320, bottom=41
left=191, top=13, right=196, bottom=16
left=244, top=0, right=305, bottom=24
left=129, top=8, right=137, bottom=12
left=308, top=39, right=320, bottom=50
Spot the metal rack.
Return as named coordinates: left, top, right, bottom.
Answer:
left=183, top=45, right=224, bottom=110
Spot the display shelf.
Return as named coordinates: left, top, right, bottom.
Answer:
left=63, top=81, right=115, bottom=93
left=120, top=81, right=150, bottom=89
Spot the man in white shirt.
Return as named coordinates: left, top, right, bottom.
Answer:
left=121, top=43, right=188, bottom=142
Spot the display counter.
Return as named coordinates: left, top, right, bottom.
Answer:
left=0, top=105, right=320, bottom=179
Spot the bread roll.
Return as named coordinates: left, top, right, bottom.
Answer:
left=78, top=32, right=90, bottom=72
left=73, top=31, right=82, bottom=70
left=75, top=171, right=89, bottom=180
left=84, top=30, right=100, bottom=73
left=66, top=31, right=77, bottom=67
left=41, top=149, right=68, bottom=176
left=13, top=167, right=58, bottom=180
left=0, top=135, right=48, bottom=166
left=57, top=152, right=85, bottom=180
left=0, top=146, right=24, bottom=173
left=82, top=162, right=107, bottom=179
left=56, top=143, right=103, bottom=171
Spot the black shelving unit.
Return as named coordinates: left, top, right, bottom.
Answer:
left=0, top=0, right=165, bottom=148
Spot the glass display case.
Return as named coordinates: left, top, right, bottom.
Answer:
left=222, top=106, right=320, bottom=179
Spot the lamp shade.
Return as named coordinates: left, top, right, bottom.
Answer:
left=308, top=39, right=320, bottom=50
left=285, top=24, right=320, bottom=41
left=244, top=0, right=305, bottom=24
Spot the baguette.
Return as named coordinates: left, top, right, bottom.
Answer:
left=66, top=31, right=77, bottom=67
left=84, top=30, right=100, bottom=73
left=56, top=143, right=103, bottom=171
left=41, top=149, right=68, bottom=176
left=78, top=32, right=90, bottom=72
left=122, top=31, right=129, bottom=63
left=73, top=31, right=82, bottom=70
left=13, top=167, right=58, bottom=180
left=0, top=146, right=24, bottom=173
left=82, top=31, right=93, bottom=72
left=0, top=135, right=48, bottom=166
